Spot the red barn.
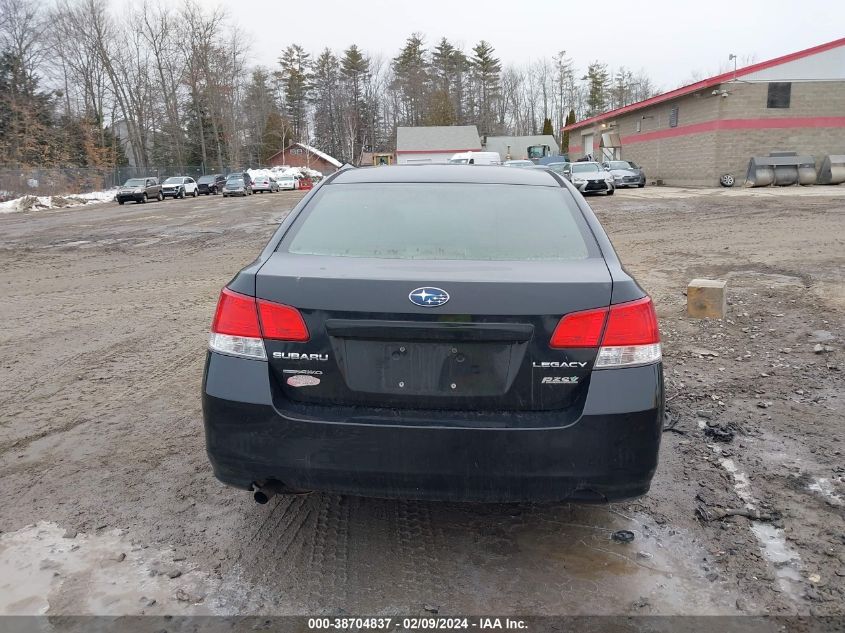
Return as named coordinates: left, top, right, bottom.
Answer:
left=266, top=143, right=342, bottom=174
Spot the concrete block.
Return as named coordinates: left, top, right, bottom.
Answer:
left=687, top=279, right=727, bottom=319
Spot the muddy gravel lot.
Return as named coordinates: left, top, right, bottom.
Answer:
left=0, top=185, right=843, bottom=617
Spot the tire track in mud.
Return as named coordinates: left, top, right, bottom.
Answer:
left=0, top=338, right=201, bottom=453
left=393, top=499, right=441, bottom=608
left=306, top=494, right=351, bottom=610
left=220, top=494, right=318, bottom=612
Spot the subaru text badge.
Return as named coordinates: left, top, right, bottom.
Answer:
left=409, top=287, right=450, bottom=307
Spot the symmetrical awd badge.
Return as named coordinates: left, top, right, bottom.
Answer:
left=409, top=287, right=450, bottom=307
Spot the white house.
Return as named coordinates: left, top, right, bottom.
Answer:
left=395, top=126, right=482, bottom=164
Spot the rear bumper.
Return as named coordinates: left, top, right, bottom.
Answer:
left=202, top=352, right=664, bottom=502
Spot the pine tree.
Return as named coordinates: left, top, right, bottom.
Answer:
left=426, top=89, right=455, bottom=126
left=470, top=40, right=501, bottom=135
left=562, top=109, right=575, bottom=153
left=340, top=44, right=370, bottom=163
left=582, top=62, right=610, bottom=117
left=276, top=44, right=312, bottom=142
left=391, top=34, right=430, bottom=126
left=310, top=48, right=341, bottom=159
left=0, top=51, right=56, bottom=166
left=541, top=117, right=553, bottom=135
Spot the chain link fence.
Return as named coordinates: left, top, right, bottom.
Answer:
left=0, top=165, right=227, bottom=201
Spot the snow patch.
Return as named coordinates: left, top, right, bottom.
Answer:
left=714, top=452, right=804, bottom=602
left=808, top=477, right=843, bottom=506
left=0, top=189, right=117, bottom=214
left=0, top=521, right=217, bottom=615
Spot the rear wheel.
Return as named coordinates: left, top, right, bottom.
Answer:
left=156, top=191, right=163, bottom=202
left=192, top=188, right=198, bottom=197
left=607, top=188, right=615, bottom=196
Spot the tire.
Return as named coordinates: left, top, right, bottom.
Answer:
left=192, top=188, right=198, bottom=197
left=141, top=193, right=148, bottom=204
left=212, top=188, right=217, bottom=195
left=637, top=183, right=645, bottom=188
left=720, top=174, right=735, bottom=187
left=118, top=200, right=125, bottom=205
left=607, top=188, right=615, bottom=196
left=157, top=191, right=163, bottom=201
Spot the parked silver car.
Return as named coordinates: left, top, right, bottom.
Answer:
left=603, top=160, right=646, bottom=188
left=251, top=176, right=279, bottom=193
left=562, top=162, right=615, bottom=195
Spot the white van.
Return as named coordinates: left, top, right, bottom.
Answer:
left=448, top=151, right=502, bottom=165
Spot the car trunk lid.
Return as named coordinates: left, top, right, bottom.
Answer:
left=256, top=253, right=611, bottom=413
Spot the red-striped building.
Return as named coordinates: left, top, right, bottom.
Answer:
left=563, top=38, right=845, bottom=187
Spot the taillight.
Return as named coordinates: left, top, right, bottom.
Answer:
left=212, top=288, right=261, bottom=337
left=257, top=299, right=309, bottom=341
left=208, top=288, right=309, bottom=359
left=550, top=296, right=661, bottom=368
left=550, top=307, right=607, bottom=348
left=600, top=296, right=660, bottom=346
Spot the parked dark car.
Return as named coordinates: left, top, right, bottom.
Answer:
left=197, top=174, right=226, bottom=195
left=116, top=177, right=163, bottom=204
left=161, top=176, right=199, bottom=199
left=222, top=175, right=252, bottom=197
left=602, top=160, right=646, bottom=188
left=227, top=172, right=254, bottom=190
left=202, top=166, right=664, bottom=503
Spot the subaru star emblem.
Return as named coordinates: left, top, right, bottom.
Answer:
left=409, top=287, right=450, bottom=307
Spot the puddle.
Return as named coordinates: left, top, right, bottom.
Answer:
left=715, top=452, right=805, bottom=602
left=0, top=522, right=216, bottom=615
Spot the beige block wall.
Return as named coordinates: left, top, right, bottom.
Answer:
left=571, top=80, right=845, bottom=186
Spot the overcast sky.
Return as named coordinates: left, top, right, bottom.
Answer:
left=198, top=0, right=843, bottom=90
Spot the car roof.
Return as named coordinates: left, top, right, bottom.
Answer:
left=329, top=165, right=561, bottom=187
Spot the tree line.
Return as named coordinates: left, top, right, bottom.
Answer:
left=0, top=0, right=659, bottom=173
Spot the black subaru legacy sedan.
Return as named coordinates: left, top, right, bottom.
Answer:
left=202, top=165, right=663, bottom=503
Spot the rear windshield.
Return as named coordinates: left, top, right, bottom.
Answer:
left=282, top=183, right=593, bottom=261
left=198, top=176, right=214, bottom=183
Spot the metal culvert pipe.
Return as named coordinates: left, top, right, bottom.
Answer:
left=816, top=155, right=845, bottom=185
left=744, top=154, right=816, bottom=187
left=745, top=158, right=774, bottom=187
left=798, top=162, right=817, bottom=185
left=773, top=165, right=799, bottom=186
